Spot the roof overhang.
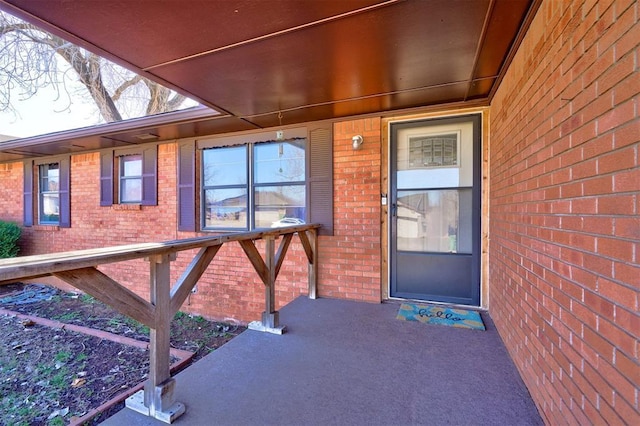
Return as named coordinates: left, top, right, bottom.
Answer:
left=0, top=0, right=540, bottom=162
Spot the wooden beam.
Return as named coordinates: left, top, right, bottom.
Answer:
left=262, top=237, right=277, bottom=328
left=170, top=245, right=221, bottom=315
left=238, top=239, right=269, bottom=285
left=298, top=230, right=314, bottom=264
left=145, top=254, right=175, bottom=415
left=0, top=224, right=321, bottom=284
left=54, top=267, right=156, bottom=327
left=273, top=233, right=293, bottom=280
left=307, top=229, right=318, bottom=299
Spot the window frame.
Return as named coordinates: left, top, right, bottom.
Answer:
left=100, top=145, right=158, bottom=206
left=118, top=153, right=144, bottom=204
left=200, top=138, right=307, bottom=232
left=201, top=144, right=250, bottom=231
left=24, top=156, right=71, bottom=228
left=252, top=139, right=307, bottom=230
left=38, top=162, right=61, bottom=225
left=181, top=124, right=333, bottom=235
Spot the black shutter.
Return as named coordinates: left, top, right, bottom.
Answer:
left=100, top=150, right=113, bottom=206
left=308, top=123, right=334, bottom=236
left=58, top=156, right=71, bottom=228
left=141, top=145, right=158, bottom=206
left=177, top=141, right=196, bottom=231
left=23, top=160, right=33, bottom=227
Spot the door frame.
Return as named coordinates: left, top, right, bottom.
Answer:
left=383, top=111, right=485, bottom=307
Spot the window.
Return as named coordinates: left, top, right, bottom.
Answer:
left=254, top=141, right=306, bottom=228
left=202, top=146, right=248, bottom=229
left=179, top=124, right=333, bottom=235
left=38, top=163, right=60, bottom=224
left=23, top=157, right=70, bottom=228
left=119, top=154, right=143, bottom=203
left=100, top=146, right=157, bottom=206
left=201, top=139, right=306, bottom=230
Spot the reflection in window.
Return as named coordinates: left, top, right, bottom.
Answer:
left=39, top=163, right=60, bottom=224
left=254, top=140, right=305, bottom=183
left=255, top=185, right=306, bottom=228
left=396, top=189, right=471, bottom=253
left=254, top=140, right=306, bottom=228
left=202, top=146, right=248, bottom=229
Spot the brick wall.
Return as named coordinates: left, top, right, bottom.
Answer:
left=320, top=118, right=382, bottom=302
left=0, top=162, right=23, bottom=225
left=0, top=119, right=383, bottom=322
left=489, top=0, right=639, bottom=424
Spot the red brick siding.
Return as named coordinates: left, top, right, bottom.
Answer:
left=489, top=0, right=639, bottom=424
left=1, top=120, right=383, bottom=321
left=319, top=119, right=382, bottom=302
left=0, top=162, right=23, bottom=226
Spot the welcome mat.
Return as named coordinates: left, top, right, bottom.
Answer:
left=396, top=303, right=485, bottom=331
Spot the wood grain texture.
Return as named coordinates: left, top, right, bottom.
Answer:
left=54, top=267, right=155, bottom=327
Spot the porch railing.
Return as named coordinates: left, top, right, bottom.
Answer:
left=0, top=224, right=320, bottom=423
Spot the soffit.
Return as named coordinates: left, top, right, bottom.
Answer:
left=0, top=0, right=537, bottom=162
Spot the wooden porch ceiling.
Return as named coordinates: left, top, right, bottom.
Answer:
left=0, top=0, right=538, bottom=162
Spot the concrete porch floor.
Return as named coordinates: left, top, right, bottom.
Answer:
left=103, top=297, right=542, bottom=425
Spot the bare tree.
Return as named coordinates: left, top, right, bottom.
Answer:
left=0, top=10, right=188, bottom=124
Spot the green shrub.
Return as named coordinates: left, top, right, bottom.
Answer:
left=0, top=221, right=21, bottom=258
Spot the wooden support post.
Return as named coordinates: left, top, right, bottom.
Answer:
left=263, top=236, right=277, bottom=328
left=308, top=229, right=318, bottom=299
left=298, top=229, right=318, bottom=299
left=126, top=253, right=185, bottom=423
left=247, top=236, right=286, bottom=334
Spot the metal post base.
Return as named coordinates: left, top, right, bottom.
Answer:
left=248, top=320, right=287, bottom=334
left=248, top=311, right=286, bottom=334
left=125, top=381, right=186, bottom=423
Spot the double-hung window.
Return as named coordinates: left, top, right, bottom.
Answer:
left=23, top=157, right=70, bottom=228
left=38, top=163, right=60, bottom=224
left=202, top=139, right=306, bottom=230
left=100, top=146, right=157, bottom=206
left=119, top=154, right=143, bottom=203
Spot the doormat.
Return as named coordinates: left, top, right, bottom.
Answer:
left=396, top=303, right=485, bottom=330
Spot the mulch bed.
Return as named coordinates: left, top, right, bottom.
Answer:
left=0, top=282, right=245, bottom=425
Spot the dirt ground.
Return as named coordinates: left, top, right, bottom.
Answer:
left=0, top=282, right=245, bottom=425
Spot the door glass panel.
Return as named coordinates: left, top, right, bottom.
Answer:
left=397, top=189, right=471, bottom=254
left=396, top=124, right=473, bottom=189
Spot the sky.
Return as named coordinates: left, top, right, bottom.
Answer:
left=0, top=10, right=198, bottom=141
left=0, top=75, right=199, bottom=140
left=0, top=84, right=101, bottom=139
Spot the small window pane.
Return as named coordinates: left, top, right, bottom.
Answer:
left=122, top=155, right=142, bottom=176
left=204, top=188, right=248, bottom=229
left=40, top=163, right=59, bottom=192
left=203, top=146, right=247, bottom=186
left=407, top=134, right=458, bottom=169
left=121, top=178, right=142, bottom=203
left=255, top=185, right=306, bottom=228
left=254, top=140, right=305, bottom=184
left=40, top=193, right=60, bottom=223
